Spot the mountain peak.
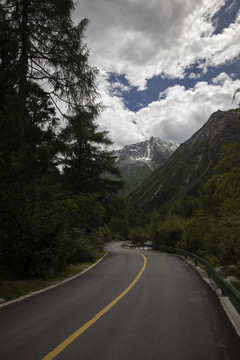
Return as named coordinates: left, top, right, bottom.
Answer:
left=126, top=109, right=240, bottom=210
left=114, top=137, right=178, bottom=171
left=113, top=137, right=178, bottom=195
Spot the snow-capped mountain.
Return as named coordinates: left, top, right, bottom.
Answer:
left=113, top=137, right=178, bottom=194
left=126, top=109, right=240, bottom=210
left=113, top=136, right=178, bottom=171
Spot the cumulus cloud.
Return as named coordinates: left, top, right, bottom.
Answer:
left=108, top=80, right=131, bottom=98
left=73, top=0, right=202, bottom=88
left=74, top=0, right=240, bottom=87
left=96, top=71, right=145, bottom=148
left=73, top=1, right=240, bottom=148
left=136, top=74, right=240, bottom=144
left=97, top=73, right=240, bottom=147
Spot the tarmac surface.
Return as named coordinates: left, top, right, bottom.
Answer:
left=0, top=242, right=240, bottom=360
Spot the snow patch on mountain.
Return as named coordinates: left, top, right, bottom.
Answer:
left=113, top=137, right=178, bottom=171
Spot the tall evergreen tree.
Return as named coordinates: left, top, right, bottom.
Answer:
left=3, top=0, right=97, bottom=107
left=60, top=106, right=123, bottom=196
left=0, top=1, right=123, bottom=278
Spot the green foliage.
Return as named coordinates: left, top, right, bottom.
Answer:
left=109, top=216, right=130, bottom=240
left=155, top=212, right=186, bottom=247
left=120, top=164, right=152, bottom=195
left=126, top=110, right=240, bottom=213
left=173, top=195, right=197, bottom=218
left=0, top=1, right=123, bottom=280
left=135, top=142, right=240, bottom=275
left=129, top=227, right=149, bottom=245
left=60, top=108, right=123, bottom=197
left=153, top=143, right=240, bottom=268
left=214, top=143, right=240, bottom=174
left=0, top=180, right=106, bottom=277
left=97, top=224, right=113, bottom=243
left=176, top=212, right=219, bottom=255
left=148, top=211, right=159, bottom=243
left=196, top=144, right=240, bottom=263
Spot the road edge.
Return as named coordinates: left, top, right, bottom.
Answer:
left=0, top=251, right=109, bottom=309
left=183, top=257, right=240, bottom=337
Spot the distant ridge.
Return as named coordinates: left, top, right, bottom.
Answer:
left=126, top=109, right=240, bottom=210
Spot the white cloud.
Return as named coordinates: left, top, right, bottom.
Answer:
left=74, top=0, right=203, bottom=88
left=137, top=75, right=240, bottom=144
left=73, top=1, right=240, bottom=148
left=225, top=0, right=238, bottom=13
left=74, top=0, right=240, bottom=88
left=96, top=71, right=145, bottom=148
left=108, top=80, right=132, bottom=98
left=189, top=72, right=201, bottom=79
left=97, top=73, right=240, bottom=147
left=212, top=72, right=231, bottom=85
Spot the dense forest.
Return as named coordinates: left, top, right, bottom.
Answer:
left=0, top=0, right=124, bottom=279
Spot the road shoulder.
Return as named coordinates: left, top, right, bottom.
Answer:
left=183, top=257, right=240, bottom=337
left=0, top=251, right=108, bottom=309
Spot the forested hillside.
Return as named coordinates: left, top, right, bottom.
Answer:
left=126, top=109, right=240, bottom=211
left=125, top=108, right=240, bottom=282
left=0, top=0, right=123, bottom=279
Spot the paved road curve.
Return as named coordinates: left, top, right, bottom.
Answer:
left=0, top=243, right=240, bottom=360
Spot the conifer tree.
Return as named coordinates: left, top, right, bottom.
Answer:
left=60, top=106, right=123, bottom=196
left=0, top=1, right=122, bottom=277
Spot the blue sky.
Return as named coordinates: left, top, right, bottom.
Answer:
left=108, top=60, right=240, bottom=112
left=74, top=0, right=240, bottom=148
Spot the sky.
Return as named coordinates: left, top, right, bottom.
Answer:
left=73, top=0, right=240, bottom=149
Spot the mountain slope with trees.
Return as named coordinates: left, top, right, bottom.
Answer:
left=126, top=109, right=240, bottom=212
left=125, top=108, right=240, bottom=283
left=144, top=140, right=240, bottom=276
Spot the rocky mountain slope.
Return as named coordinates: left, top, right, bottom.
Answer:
left=126, top=109, right=240, bottom=210
left=113, top=137, right=177, bottom=194
left=114, top=136, right=177, bottom=170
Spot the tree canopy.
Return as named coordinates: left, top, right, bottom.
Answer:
left=0, top=0, right=122, bottom=278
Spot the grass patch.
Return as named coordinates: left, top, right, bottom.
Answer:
left=0, top=252, right=106, bottom=302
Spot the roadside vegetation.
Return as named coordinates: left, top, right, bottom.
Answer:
left=0, top=0, right=123, bottom=288
left=0, top=260, right=97, bottom=302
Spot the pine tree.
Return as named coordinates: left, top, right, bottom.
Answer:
left=60, top=106, right=123, bottom=195
left=0, top=1, right=123, bottom=277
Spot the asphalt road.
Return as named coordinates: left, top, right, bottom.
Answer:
left=0, top=243, right=240, bottom=360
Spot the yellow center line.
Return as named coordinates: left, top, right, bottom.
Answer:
left=41, top=250, right=147, bottom=360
